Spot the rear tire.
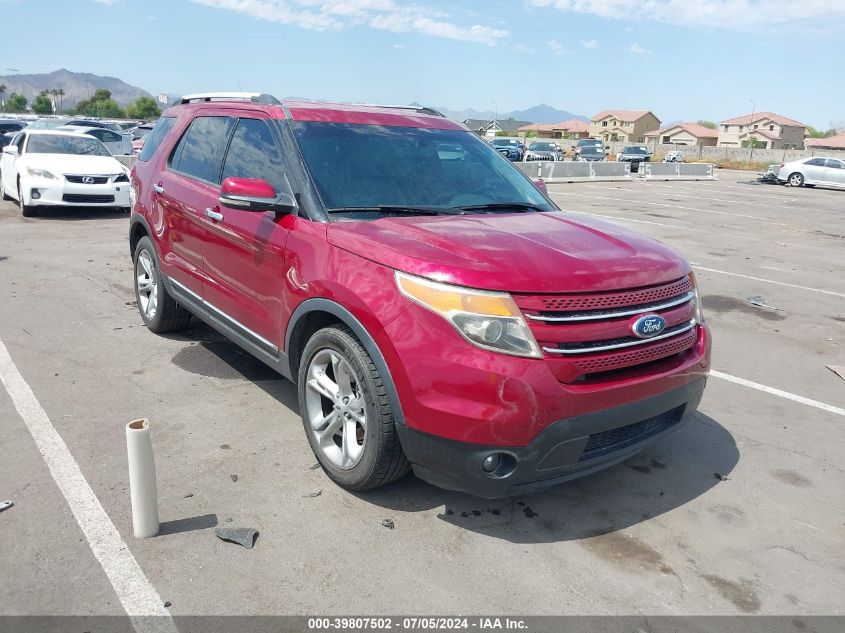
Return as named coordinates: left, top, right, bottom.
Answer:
left=788, top=172, right=804, bottom=187
left=298, top=325, right=410, bottom=491
left=132, top=236, right=192, bottom=333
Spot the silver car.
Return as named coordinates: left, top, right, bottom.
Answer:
left=777, top=156, right=845, bottom=189
left=59, top=125, right=134, bottom=156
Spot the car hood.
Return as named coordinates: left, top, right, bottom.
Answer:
left=327, top=211, right=689, bottom=293
left=22, top=154, right=126, bottom=175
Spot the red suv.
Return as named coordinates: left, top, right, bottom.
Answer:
left=129, top=93, right=710, bottom=498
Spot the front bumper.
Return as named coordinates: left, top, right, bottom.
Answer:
left=21, top=176, right=131, bottom=207
left=396, top=377, right=706, bottom=498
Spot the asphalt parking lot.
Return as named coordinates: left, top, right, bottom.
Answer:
left=0, top=171, right=843, bottom=618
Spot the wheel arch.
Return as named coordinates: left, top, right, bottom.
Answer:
left=285, top=298, right=406, bottom=427
left=129, top=214, right=153, bottom=260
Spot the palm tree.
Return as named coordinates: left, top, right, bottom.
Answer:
left=58, top=88, right=65, bottom=112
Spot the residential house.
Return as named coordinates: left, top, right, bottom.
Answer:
left=805, top=134, right=845, bottom=150
left=644, top=122, right=718, bottom=147
left=462, top=118, right=531, bottom=137
left=589, top=110, right=661, bottom=143
left=716, top=112, right=806, bottom=149
left=518, top=119, right=591, bottom=139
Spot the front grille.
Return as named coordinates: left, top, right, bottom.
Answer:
left=579, top=406, right=684, bottom=462
left=516, top=277, right=698, bottom=382
left=62, top=194, right=115, bottom=203
left=65, top=175, right=109, bottom=184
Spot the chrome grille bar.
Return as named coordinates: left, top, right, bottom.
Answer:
left=527, top=292, right=694, bottom=323
left=543, top=320, right=697, bottom=355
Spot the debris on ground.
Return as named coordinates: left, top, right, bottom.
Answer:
left=163, top=601, right=171, bottom=608
left=308, top=463, right=321, bottom=471
left=302, top=490, right=322, bottom=498
left=747, top=295, right=783, bottom=311
left=184, top=493, right=194, bottom=498
left=714, top=473, right=730, bottom=481
left=230, top=474, right=238, bottom=483
left=0, top=501, right=13, bottom=513
left=224, top=518, right=233, bottom=523
left=381, top=519, right=395, bottom=529
left=826, top=366, right=845, bottom=382
left=215, top=527, right=258, bottom=549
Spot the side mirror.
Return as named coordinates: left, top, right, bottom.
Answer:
left=219, top=177, right=297, bottom=214
left=2, top=145, right=18, bottom=155
left=533, top=178, right=548, bottom=194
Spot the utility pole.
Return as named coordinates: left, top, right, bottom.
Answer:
left=748, top=99, right=756, bottom=162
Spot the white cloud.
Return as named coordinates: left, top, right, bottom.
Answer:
left=628, top=42, right=646, bottom=53
left=546, top=38, right=565, bottom=54
left=514, top=42, right=537, bottom=54
left=580, top=38, right=600, bottom=48
left=191, top=0, right=509, bottom=45
left=525, top=0, right=845, bottom=30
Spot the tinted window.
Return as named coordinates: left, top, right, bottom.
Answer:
left=100, top=130, right=122, bottom=143
left=529, top=142, right=555, bottom=151
left=806, top=158, right=826, bottom=167
left=170, top=116, right=234, bottom=184
left=138, top=117, right=175, bottom=162
left=26, top=134, right=110, bottom=156
left=221, top=118, right=284, bottom=191
left=293, top=122, right=552, bottom=215
left=826, top=159, right=843, bottom=169
left=622, top=146, right=648, bottom=154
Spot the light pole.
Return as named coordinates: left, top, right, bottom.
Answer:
left=491, top=101, right=498, bottom=137
left=748, top=99, right=756, bottom=161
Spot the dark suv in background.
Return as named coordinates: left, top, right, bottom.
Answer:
left=129, top=92, right=710, bottom=498
left=617, top=145, right=653, bottom=172
left=574, top=138, right=606, bottom=161
left=490, top=136, right=524, bottom=161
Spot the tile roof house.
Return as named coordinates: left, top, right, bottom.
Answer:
left=805, top=134, right=845, bottom=150
left=517, top=119, right=590, bottom=139
left=644, top=122, right=719, bottom=147
left=717, top=112, right=806, bottom=149
left=462, top=118, right=532, bottom=137
left=589, top=110, right=661, bottom=143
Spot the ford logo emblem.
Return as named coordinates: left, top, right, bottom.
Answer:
left=631, top=314, right=666, bottom=339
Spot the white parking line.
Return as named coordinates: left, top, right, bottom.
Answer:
left=0, top=338, right=176, bottom=633
left=551, top=190, right=772, bottom=221
left=583, top=184, right=794, bottom=211
left=692, top=264, right=845, bottom=298
left=711, top=370, right=845, bottom=417
left=571, top=212, right=757, bottom=241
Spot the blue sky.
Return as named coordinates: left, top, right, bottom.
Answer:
left=3, top=0, right=844, bottom=128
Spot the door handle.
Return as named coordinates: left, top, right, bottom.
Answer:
left=205, top=207, right=224, bottom=222
left=152, top=183, right=165, bottom=194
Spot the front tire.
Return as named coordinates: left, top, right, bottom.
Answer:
left=298, top=326, right=410, bottom=491
left=132, top=236, right=192, bottom=333
left=788, top=172, right=804, bottom=187
left=18, top=182, right=37, bottom=217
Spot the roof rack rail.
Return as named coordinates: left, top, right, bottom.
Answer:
left=178, top=92, right=281, bottom=105
left=354, top=103, right=445, bottom=117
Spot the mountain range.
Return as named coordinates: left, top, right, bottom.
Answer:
left=0, top=69, right=587, bottom=123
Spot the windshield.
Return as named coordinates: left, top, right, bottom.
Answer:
left=622, top=146, right=648, bottom=154
left=492, top=138, right=518, bottom=146
left=579, top=140, right=602, bottom=147
left=529, top=142, right=555, bottom=151
left=293, top=123, right=554, bottom=217
left=28, top=119, right=69, bottom=130
left=27, top=134, right=111, bottom=156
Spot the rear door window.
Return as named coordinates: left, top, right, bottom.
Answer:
left=169, top=116, right=235, bottom=184
left=220, top=118, right=284, bottom=191
left=825, top=159, right=843, bottom=169
left=138, top=117, right=176, bottom=162
left=805, top=158, right=826, bottom=167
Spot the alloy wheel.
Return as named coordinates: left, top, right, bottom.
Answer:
left=304, top=348, right=367, bottom=470
left=135, top=250, right=158, bottom=319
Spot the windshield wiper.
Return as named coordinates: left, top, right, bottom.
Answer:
left=456, top=202, right=547, bottom=213
left=326, top=205, right=464, bottom=216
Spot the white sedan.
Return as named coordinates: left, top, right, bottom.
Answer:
left=777, top=156, right=845, bottom=189
left=0, top=130, right=131, bottom=217
left=60, top=125, right=135, bottom=155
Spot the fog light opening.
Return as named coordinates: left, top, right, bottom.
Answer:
left=481, top=452, right=517, bottom=479
left=31, top=189, right=41, bottom=200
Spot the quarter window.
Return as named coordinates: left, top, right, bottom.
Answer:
left=138, top=117, right=176, bottom=162
left=805, top=158, right=826, bottom=166
left=169, top=116, right=235, bottom=184
left=221, top=118, right=284, bottom=191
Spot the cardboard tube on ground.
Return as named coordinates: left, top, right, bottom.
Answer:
left=126, top=418, right=159, bottom=538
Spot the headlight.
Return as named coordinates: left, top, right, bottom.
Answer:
left=395, top=271, right=541, bottom=358
left=26, top=167, right=57, bottom=179
left=689, top=271, right=704, bottom=323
